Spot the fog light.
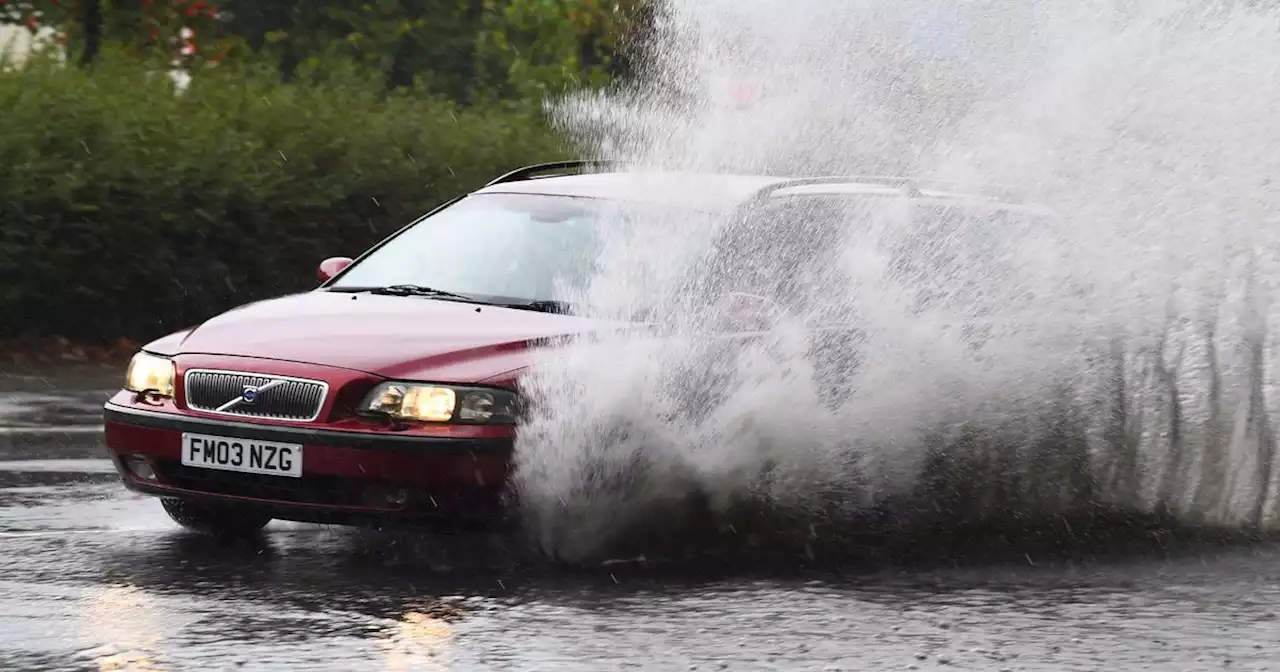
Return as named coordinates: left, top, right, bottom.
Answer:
left=122, top=455, right=157, bottom=481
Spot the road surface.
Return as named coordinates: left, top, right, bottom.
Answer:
left=2, top=367, right=1278, bottom=671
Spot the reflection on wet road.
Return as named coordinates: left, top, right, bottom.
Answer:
left=2, top=371, right=1279, bottom=671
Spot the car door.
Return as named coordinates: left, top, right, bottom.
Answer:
left=690, top=195, right=868, bottom=408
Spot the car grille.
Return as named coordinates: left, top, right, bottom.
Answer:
left=184, top=370, right=327, bottom=421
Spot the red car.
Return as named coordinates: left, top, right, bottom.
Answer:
left=103, top=161, right=1049, bottom=535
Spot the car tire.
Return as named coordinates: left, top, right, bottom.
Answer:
left=160, top=497, right=272, bottom=536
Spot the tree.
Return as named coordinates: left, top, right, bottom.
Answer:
left=1, top=0, right=651, bottom=102
left=0, top=0, right=231, bottom=66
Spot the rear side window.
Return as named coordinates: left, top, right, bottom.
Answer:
left=885, top=201, right=1053, bottom=315
left=693, top=193, right=1053, bottom=314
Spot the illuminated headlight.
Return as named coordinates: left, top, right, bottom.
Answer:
left=124, top=352, right=176, bottom=398
left=359, top=383, right=518, bottom=424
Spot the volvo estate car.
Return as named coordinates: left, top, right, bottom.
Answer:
left=102, top=160, right=1053, bottom=535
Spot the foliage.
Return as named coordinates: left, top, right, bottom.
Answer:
left=0, top=0, right=651, bottom=101
left=476, top=0, right=649, bottom=102
left=209, top=0, right=649, bottom=102
left=0, top=50, right=569, bottom=342
left=0, top=0, right=232, bottom=66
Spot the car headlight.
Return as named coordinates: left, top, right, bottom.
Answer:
left=124, top=352, right=176, bottom=398
left=359, top=382, right=519, bottom=424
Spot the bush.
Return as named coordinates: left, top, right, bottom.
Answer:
left=0, top=53, right=570, bottom=343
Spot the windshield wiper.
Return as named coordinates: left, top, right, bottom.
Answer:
left=501, top=300, right=575, bottom=315
left=329, top=284, right=476, bottom=301
left=330, top=286, right=572, bottom=312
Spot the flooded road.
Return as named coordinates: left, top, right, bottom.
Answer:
left=2, top=368, right=1279, bottom=671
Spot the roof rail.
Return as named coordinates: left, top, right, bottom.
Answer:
left=745, top=175, right=1025, bottom=204
left=485, top=160, right=628, bottom=187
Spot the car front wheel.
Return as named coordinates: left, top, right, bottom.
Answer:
left=160, top=497, right=272, bottom=536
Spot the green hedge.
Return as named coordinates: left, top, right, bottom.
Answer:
left=0, top=54, right=569, bottom=343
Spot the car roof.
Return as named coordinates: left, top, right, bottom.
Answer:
left=473, top=171, right=790, bottom=211
left=471, top=163, right=1053, bottom=216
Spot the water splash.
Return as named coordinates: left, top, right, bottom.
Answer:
left=511, top=0, right=1280, bottom=561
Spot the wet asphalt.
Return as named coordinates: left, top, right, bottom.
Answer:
left=2, top=366, right=1279, bottom=671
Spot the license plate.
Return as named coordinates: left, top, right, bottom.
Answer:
left=181, top=432, right=303, bottom=478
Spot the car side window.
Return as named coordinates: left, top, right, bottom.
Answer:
left=884, top=203, right=1046, bottom=316
left=697, top=197, right=850, bottom=305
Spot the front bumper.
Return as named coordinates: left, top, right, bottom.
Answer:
left=103, top=401, right=514, bottom=525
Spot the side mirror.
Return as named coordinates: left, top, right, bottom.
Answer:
left=317, top=257, right=354, bottom=283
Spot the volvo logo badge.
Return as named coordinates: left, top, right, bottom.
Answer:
left=212, top=377, right=290, bottom=413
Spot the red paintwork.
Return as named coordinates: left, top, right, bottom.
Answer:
left=105, top=421, right=510, bottom=489
left=316, top=256, right=354, bottom=283
left=147, top=290, right=610, bottom=382
left=104, top=378, right=515, bottom=518
left=101, top=287, right=609, bottom=524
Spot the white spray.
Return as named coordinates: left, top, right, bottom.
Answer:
left=511, top=0, right=1280, bottom=560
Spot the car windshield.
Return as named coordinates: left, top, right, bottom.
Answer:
left=328, top=193, right=710, bottom=308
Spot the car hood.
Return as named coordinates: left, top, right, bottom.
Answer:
left=160, top=291, right=617, bottom=383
